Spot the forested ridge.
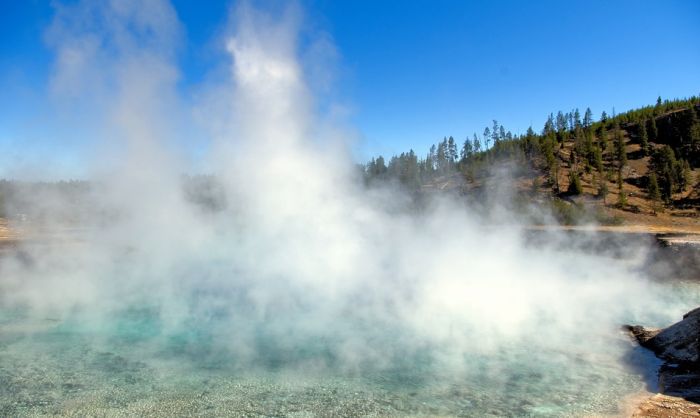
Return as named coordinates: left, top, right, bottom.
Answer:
left=362, top=95, right=700, bottom=222
left=1, top=96, right=699, bottom=226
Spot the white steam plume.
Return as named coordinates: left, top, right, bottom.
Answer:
left=0, top=1, right=695, bottom=381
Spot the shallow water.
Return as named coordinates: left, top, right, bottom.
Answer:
left=0, top=279, right=698, bottom=417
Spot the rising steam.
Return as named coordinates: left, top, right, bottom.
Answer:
left=0, top=0, right=694, bottom=380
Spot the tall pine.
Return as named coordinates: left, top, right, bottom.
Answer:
left=647, top=172, right=661, bottom=214
left=638, top=121, right=649, bottom=156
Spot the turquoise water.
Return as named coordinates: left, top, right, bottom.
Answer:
left=0, top=279, right=697, bottom=417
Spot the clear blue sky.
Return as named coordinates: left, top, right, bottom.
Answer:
left=1, top=0, right=699, bottom=176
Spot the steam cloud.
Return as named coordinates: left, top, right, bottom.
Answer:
left=0, top=0, right=695, bottom=380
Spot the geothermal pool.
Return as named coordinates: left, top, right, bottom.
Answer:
left=0, top=278, right=698, bottom=417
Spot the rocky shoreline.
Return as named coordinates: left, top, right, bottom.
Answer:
left=627, top=307, right=700, bottom=417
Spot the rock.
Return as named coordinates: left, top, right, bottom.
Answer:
left=632, top=394, right=700, bottom=417
left=627, top=307, right=700, bottom=364
left=659, top=364, right=700, bottom=402
left=625, top=325, right=661, bottom=345
left=628, top=307, right=700, bottom=414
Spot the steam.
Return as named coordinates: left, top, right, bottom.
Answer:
left=0, top=0, right=694, bottom=379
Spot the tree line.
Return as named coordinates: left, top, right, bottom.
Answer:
left=362, top=95, right=700, bottom=209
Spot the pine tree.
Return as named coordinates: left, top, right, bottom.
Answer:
left=617, top=169, right=624, bottom=192
left=597, top=125, right=608, bottom=161
left=376, top=155, right=387, bottom=174
left=647, top=117, right=658, bottom=142
left=616, top=168, right=627, bottom=206
left=524, top=126, right=536, bottom=157
left=460, top=137, right=473, bottom=163
left=583, top=107, right=593, bottom=128
left=647, top=172, right=661, bottom=214
left=617, top=188, right=628, bottom=207
left=492, top=120, right=500, bottom=150
left=677, top=159, right=692, bottom=191
left=598, top=176, right=608, bottom=204
left=568, top=111, right=575, bottom=131
left=553, top=144, right=561, bottom=193
left=682, top=106, right=700, bottom=164
left=436, top=138, right=448, bottom=174
left=447, top=136, right=457, bottom=165
left=593, top=145, right=603, bottom=173
left=556, top=111, right=567, bottom=141
left=615, top=123, right=627, bottom=167
left=568, top=171, right=582, bottom=195
left=638, top=121, right=649, bottom=156
left=473, top=135, right=481, bottom=154
left=652, top=146, right=679, bottom=202
left=544, top=114, right=555, bottom=137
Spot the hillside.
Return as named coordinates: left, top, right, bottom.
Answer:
left=364, top=96, right=700, bottom=232
left=0, top=97, right=699, bottom=239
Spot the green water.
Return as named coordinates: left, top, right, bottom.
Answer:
left=0, top=281, right=697, bottom=417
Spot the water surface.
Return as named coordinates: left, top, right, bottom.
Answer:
left=1, top=278, right=697, bottom=417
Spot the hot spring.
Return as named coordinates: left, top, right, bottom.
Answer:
left=1, top=2, right=698, bottom=416
left=1, top=231, right=698, bottom=417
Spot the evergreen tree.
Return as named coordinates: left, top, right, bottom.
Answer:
left=401, top=149, right=420, bottom=189
left=461, top=137, right=474, bottom=163
left=583, top=107, right=593, bottom=128
left=447, top=136, right=458, bottom=165
left=473, top=135, right=481, bottom=154
left=647, top=117, right=658, bottom=142
left=617, top=168, right=624, bottom=192
left=616, top=168, right=627, bottom=206
left=492, top=120, right=500, bottom=149
left=681, top=106, right=700, bottom=164
left=597, top=125, right=608, bottom=161
left=598, top=176, right=608, bottom=204
left=556, top=111, right=567, bottom=141
left=484, top=127, right=491, bottom=150
left=524, top=126, right=536, bottom=157
left=593, top=144, right=603, bottom=173
left=647, top=172, right=661, bottom=214
left=638, top=121, right=649, bottom=156
left=584, top=129, right=594, bottom=166
left=436, top=138, right=448, bottom=174
left=552, top=144, right=561, bottom=193
left=614, top=123, right=627, bottom=167
left=617, top=188, right=627, bottom=206
left=568, top=111, right=575, bottom=131
left=676, top=159, right=691, bottom=191
left=543, top=137, right=556, bottom=172
left=376, top=155, right=387, bottom=174
left=544, top=114, right=555, bottom=137
left=651, top=146, right=679, bottom=202
left=568, top=171, right=582, bottom=195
